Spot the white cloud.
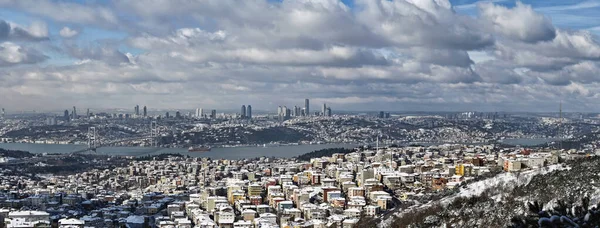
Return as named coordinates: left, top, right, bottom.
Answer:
left=0, top=0, right=600, bottom=112
left=479, top=2, right=556, bottom=43
left=26, top=21, right=48, bottom=38
left=0, top=20, right=48, bottom=41
left=59, top=26, right=79, bottom=38
left=0, top=42, right=46, bottom=66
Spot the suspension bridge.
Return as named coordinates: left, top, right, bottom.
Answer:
left=1, top=122, right=160, bottom=165
left=72, top=121, right=160, bottom=154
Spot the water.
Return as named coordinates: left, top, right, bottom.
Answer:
left=499, top=138, right=559, bottom=146
left=0, top=143, right=356, bottom=160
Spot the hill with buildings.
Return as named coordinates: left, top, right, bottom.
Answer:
left=296, top=148, right=356, bottom=161
left=383, top=156, right=600, bottom=227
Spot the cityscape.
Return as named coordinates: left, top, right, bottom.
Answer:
left=1, top=97, right=600, bottom=227
left=42, top=98, right=330, bottom=126
left=2, top=0, right=600, bottom=227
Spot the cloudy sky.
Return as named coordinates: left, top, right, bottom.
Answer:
left=1, top=0, right=600, bottom=112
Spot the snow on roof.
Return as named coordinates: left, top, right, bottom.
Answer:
left=9, top=211, right=49, bottom=216
left=234, top=220, right=252, bottom=225
left=284, top=208, right=301, bottom=212
left=126, top=215, right=145, bottom=224
left=58, top=218, right=85, bottom=225
left=260, top=213, right=277, bottom=218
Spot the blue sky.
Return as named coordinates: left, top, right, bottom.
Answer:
left=453, top=0, right=600, bottom=30
left=1, top=0, right=600, bottom=112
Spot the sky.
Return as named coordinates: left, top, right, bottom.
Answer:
left=1, top=0, right=600, bottom=112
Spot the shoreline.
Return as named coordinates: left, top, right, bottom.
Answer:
left=0, top=141, right=357, bottom=149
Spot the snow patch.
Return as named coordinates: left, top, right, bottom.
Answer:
left=380, top=164, right=569, bottom=228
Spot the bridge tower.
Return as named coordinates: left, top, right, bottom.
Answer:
left=88, top=127, right=97, bottom=152
left=150, top=121, right=158, bottom=147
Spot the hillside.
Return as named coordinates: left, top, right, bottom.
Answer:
left=296, top=147, right=355, bottom=161
left=0, top=148, right=35, bottom=158
left=382, top=157, right=600, bottom=227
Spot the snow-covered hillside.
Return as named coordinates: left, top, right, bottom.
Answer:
left=380, top=157, right=599, bottom=227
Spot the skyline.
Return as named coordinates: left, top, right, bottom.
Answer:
left=2, top=0, right=600, bottom=112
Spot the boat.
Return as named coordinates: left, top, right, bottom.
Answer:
left=188, top=146, right=211, bottom=152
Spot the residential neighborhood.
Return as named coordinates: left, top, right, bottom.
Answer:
left=0, top=143, right=580, bottom=228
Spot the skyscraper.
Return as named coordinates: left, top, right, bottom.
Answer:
left=322, top=103, right=327, bottom=116
left=247, top=105, right=252, bottom=119
left=241, top=105, right=246, bottom=119
left=143, top=106, right=147, bottom=117
left=326, top=107, right=332, bottom=117
left=1, top=108, right=4, bottom=119
left=72, top=106, right=77, bottom=120
left=210, top=109, right=217, bottom=119
left=135, top=105, right=140, bottom=116
left=304, top=99, right=310, bottom=116
left=63, top=110, right=69, bottom=121
left=86, top=108, right=90, bottom=118
left=285, top=107, right=291, bottom=118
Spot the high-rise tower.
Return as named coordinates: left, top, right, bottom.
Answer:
left=241, top=105, right=246, bottom=119
left=143, top=106, right=147, bottom=117
left=247, top=105, right=252, bottom=119
left=304, top=99, right=310, bottom=116
left=72, top=106, right=77, bottom=120
left=64, top=110, right=70, bottom=121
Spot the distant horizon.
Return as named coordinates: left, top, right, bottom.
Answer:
left=2, top=107, right=593, bottom=116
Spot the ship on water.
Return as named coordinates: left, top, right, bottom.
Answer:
left=188, top=146, right=211, bottom=152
